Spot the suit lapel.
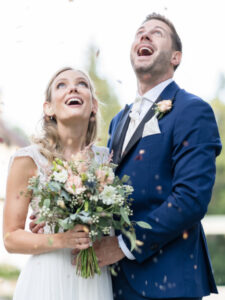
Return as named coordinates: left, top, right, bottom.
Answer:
left=120, top=81, right=180, bottom=163
left=111, top=104, right=131, bottom=164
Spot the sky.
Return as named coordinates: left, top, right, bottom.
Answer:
left=0, top=0, right=225, bottom=136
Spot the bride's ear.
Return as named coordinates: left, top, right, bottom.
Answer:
left=43, top=102, right=54, bottom=117
left=92, top=98, right=98, bottom=115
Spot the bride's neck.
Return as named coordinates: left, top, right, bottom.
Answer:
left=57, top=122, right=88, bottom=160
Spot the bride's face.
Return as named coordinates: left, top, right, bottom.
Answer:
left=44, top=70, right=97, bottom=124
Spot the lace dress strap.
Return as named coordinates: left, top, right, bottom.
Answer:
left=8, top=144, right=49, bottom=177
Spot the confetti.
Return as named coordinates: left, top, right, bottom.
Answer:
left=168, top=202, right=172, bottom=207
left=145, top=280, right=148, bottom=285
left=117, top=80, right=122, bottom=84
left=183, top=231, right=188, bottom=239
left=0, top=137, right=4, bottom=143
left=47, top=237, right=54, bottom=246
left=156, top=185, right=162, bottom=193
left=136, top=240, right=144, bottom=246
left=139, top=149, right=145, bottom=155
left=142, top=291, right=146, bottom=296
left=96, top=49, right=100, bottom=57
left=134, top=154, right=143, bottom=160
left=183, top=140, right=189, bottom=147
left=67, top=138, right=73, bottom=145
left=153, top=257, right=158, bottom=263
left=154, top=174, right=159, bottom=180
left=194, top=265, right=198, bottom=270
left=4, top=232, right=10, bottom=241
left=131, top=274, right=135, bottom=279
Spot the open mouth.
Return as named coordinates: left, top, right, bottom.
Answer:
left=65, top=98, right=83, bottom=106
left=137, top=46, right=154, bottom=56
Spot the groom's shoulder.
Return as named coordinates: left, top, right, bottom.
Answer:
left=176, top=88, right=213, bottom=112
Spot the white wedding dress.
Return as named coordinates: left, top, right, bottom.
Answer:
left=10, top=144, right=113, bottom=300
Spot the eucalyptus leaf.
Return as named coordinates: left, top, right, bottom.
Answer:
left=120, top=207, right=131, bottom=225
left=43, top=199, right=50, bottom=208
left=136, top=221, right=152, bottom=229
left=48, top=181, right=61, bottom=192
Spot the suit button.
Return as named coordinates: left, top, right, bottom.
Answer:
left=150, top=244, right=158, bottom=251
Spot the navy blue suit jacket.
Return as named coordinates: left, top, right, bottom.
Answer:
left=108, top=82, right=222, bottom=298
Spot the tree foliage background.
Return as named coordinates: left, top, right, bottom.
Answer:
left=85, top=45, right=121, bottom=147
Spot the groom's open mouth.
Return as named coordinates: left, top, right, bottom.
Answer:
left=137, top=45, right=154, bottom=56
left=65, top=97, right=84, bottom=106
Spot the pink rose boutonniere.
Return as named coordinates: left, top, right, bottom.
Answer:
left=155, top=99, right=172, bottom=119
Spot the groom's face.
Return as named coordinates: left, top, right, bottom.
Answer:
left=130, top=19, right=175, bottom=76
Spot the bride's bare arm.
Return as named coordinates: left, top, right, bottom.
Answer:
left=3, top=156, right=90, bottom=255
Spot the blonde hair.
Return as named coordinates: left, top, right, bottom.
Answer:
left=34, top=67, right=98, bottom=161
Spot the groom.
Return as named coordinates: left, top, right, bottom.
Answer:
left=93, top=13, right=222, bottom=300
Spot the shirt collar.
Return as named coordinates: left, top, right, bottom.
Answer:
left=136, top=78, right=173, bottom=103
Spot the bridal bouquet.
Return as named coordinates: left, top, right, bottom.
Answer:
left=28, top=148, right=150, bottom=278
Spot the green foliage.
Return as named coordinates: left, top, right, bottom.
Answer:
left=207, top=235, right=225, bottom=285
left=0, top=264, right=20, bottom=280
left=85, top=45, right=121, bottom=146
left=208, top=97, right=225, bottom=214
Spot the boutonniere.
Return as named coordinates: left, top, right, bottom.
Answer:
left=155, top=100, right=172, bottom=119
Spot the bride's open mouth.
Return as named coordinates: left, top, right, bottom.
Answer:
left=65, top=97, right=84, bottom=106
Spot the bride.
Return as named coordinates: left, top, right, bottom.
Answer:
left=3, top=67, right=113, bottom=300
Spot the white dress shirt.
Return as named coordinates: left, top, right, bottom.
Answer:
left=118, top=78, right=173, bottom=260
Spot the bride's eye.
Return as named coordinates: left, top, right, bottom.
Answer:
left=77, top=81, right=88, bottom=88
left=56, top=82, right=66, bottom=89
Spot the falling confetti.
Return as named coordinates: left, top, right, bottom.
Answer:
left=183, top=231, right=188, bottom=239
left=183, top=140, right=189, bottom=147
left=156, top=185, right=162, bottom=192
left=4, top=232, right=10, bottom=241
left=145, top=280, right=148, bottom=286
left=96, top=49, right=100, bottom=57
left=154, top=174, right=159, bottom=180
left=0, top=137, right=4, bottom=143
left=48, top=237, right=54, bottom=246
left=67, top=138, right=72, bottom=145
left=136, top=240, right=144, bottom=246
left=116, top=80, right=122, bottom=84
left=139, top=149, right=145, bottom=155
left=194, top=265, right=198, bottom=270
left=142, top=291, right=146, bottom=296
left=131, top=274, right=135, bottom=279
left=134, top=154, right=143, bottom=160
left=168, top=202, right=172, bottom=207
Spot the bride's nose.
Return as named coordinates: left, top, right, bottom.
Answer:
left=68, top=84, right=79, bottom=93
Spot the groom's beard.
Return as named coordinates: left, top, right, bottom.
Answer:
left=131, top=50, right=172, bottom=77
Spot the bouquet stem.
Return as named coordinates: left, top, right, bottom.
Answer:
left=76, top=247, right=101, bottom=278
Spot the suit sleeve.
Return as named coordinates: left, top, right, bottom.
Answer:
left=122, top=98, right=222, bottom=263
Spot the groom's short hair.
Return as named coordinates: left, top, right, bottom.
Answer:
left=143, top=13, right=182, bottom=61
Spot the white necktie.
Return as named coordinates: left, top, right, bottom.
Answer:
left=122, top=96, right=142, bottom=154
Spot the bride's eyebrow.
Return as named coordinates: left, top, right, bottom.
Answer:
left=54, top=78, right=67, bottom=85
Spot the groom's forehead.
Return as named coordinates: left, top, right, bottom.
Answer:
left=137, top=19, right=172, bottom=34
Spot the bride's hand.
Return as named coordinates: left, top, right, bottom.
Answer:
left=59, top=224, right=90, bottom=250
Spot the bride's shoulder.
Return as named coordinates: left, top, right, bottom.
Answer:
left=91, top=144, right=110, bottom=164
left=9, top=144, right=44, bottom=170
left=12, top=144, right=41, bottom=159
